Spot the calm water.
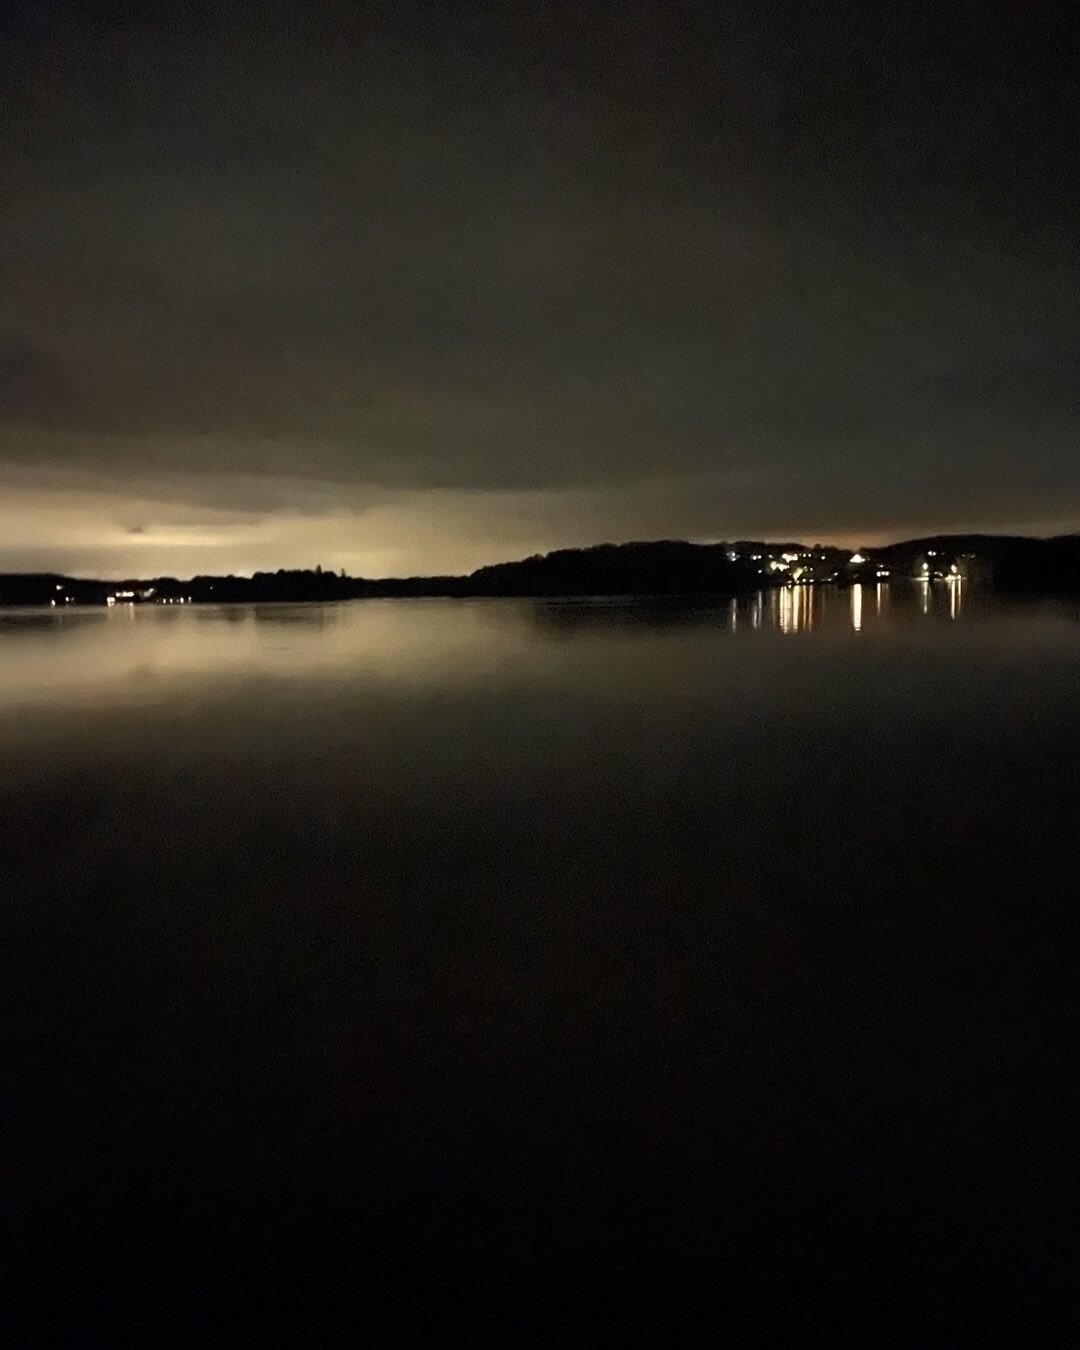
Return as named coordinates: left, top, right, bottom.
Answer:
left=5, top=584, right=1080, bottom=1340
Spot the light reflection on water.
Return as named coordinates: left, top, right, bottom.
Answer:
left=775, top=583, right=813, bottom=634
left=949, top=573, right=962, bottom=619
left=0, top=579, right=1059, bottom=712
left=851, top=583, right=863, bottom=632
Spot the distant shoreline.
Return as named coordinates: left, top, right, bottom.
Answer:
left=2, top=532, right=1078, bottom=607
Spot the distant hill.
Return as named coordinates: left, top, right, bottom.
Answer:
left=873, top=534, right=1080, bottom=591
left=466, top=541, right=797, bottom=596
left=2, top=534, right=1079, bottom=606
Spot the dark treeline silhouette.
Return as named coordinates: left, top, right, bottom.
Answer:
left=872, top=534, right=1080, bottom=593
left=2, top=534, right=1079, bottom=606
left=468, top=541, right=778, bottom=596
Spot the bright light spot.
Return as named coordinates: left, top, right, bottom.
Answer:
left=851, top=584, right=863, bottom=632
left=850, top=552, right=866, bottom=565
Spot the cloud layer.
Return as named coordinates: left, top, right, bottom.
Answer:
left=3, top=1, right=1077, bottom=575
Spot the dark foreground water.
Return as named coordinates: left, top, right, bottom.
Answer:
left=4, top=583, right=1080, bottom=1342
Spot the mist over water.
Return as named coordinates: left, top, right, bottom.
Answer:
left=5, top=586, right=1080, bottom=1339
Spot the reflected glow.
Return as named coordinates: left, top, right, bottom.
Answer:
left=948, top=574, right=963, bottom=621
left=0, top=602, right=549, bottom=710
left=0, top=583, right=1020, bottom=713
left=851, top=584, right=863, bottom=632
left=778, top=584, right=812, bottom=635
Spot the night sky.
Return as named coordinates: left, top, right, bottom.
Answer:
left=2, top=0, right=1077, bottom=577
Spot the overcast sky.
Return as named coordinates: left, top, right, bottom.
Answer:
left=2, top=0, right=1077, bottom=577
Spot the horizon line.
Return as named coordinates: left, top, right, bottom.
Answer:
left=4, top=527, right=1078, bottom=587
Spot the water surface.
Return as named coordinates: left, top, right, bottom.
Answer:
left=5, top=585, right=1080, bottom=1339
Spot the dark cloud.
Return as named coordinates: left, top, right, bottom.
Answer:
left=0, top=340, right=91, bottom=428
left=1, top=0, right=1077, bottom=567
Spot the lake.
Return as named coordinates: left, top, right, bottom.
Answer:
left=5, top=584, right=1080, bottom=1341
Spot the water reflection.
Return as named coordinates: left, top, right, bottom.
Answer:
left=0, top=583, right=1057, bottom=712
left=0, top=601, right=503, bottom=710
left=251, top=606, right=337, bottom=626
left=0, top=609, right=109, bottom=636
left=775, top=584, right=813, bottom=635
left=851, top=584, right=863, bottom=633
left=530, top=598, right=729, bottom=634
left=948, top=574, right=963, bottom=620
